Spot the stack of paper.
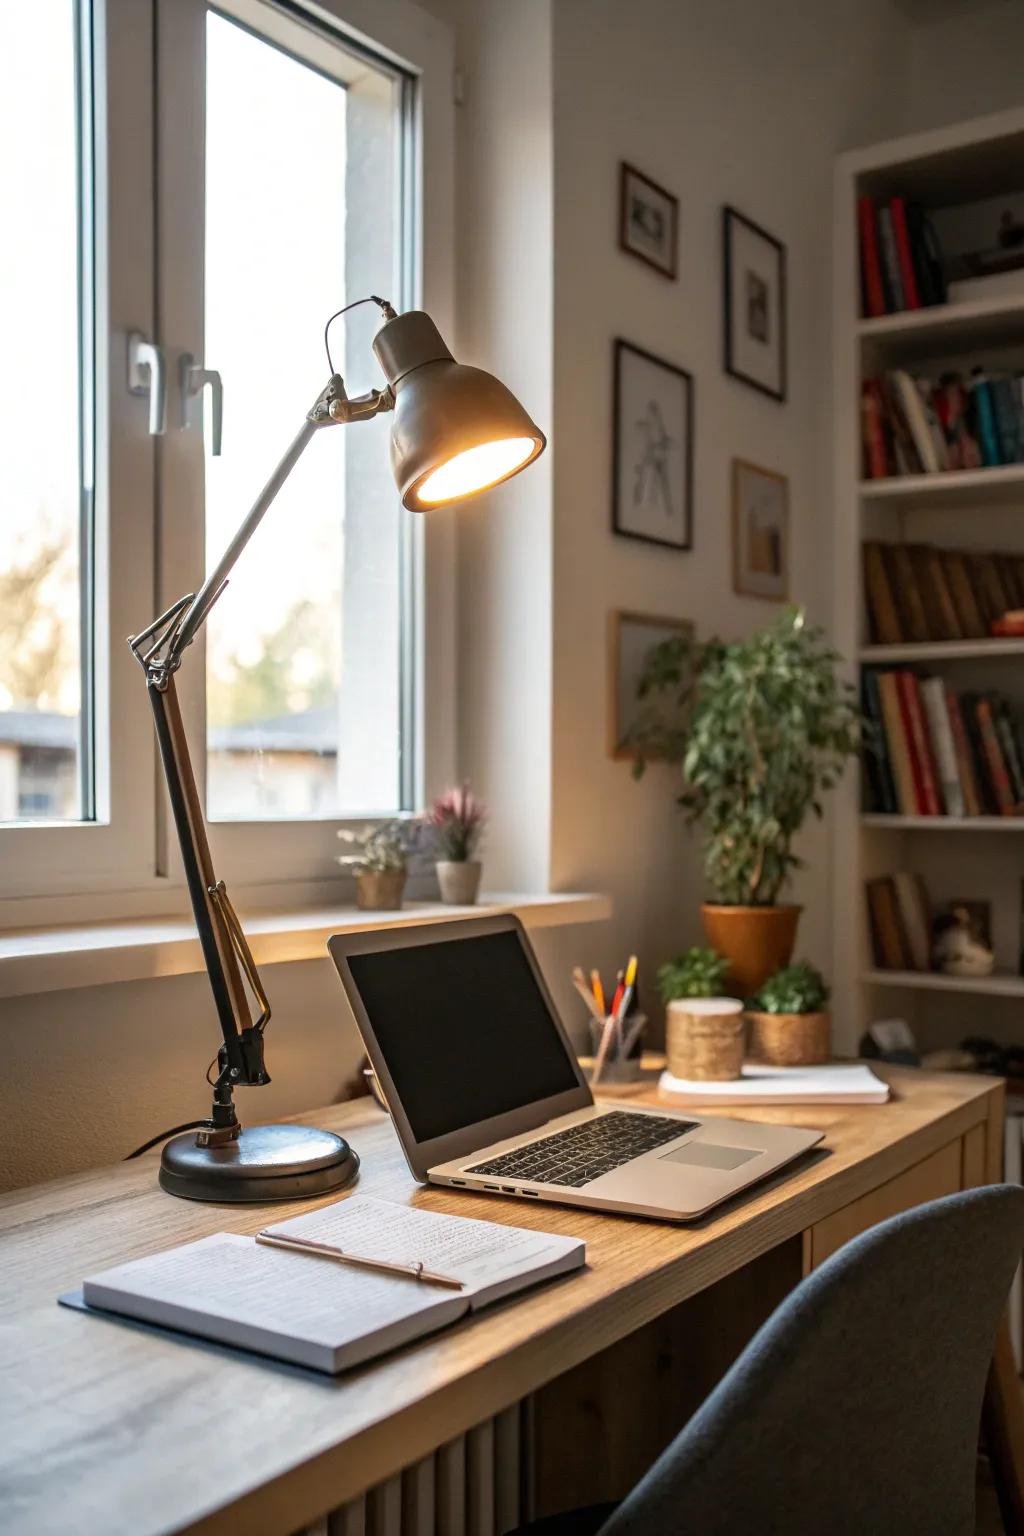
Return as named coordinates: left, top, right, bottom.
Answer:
left=658, top=1062, right=890, bottom=1106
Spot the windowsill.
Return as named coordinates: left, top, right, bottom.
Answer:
left=0, top=892, right=612, bottom=1000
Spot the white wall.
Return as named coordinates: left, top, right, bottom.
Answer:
left=906, top=0, right=1024, bottom=131
left=542, top=0, right=913, bottom=1043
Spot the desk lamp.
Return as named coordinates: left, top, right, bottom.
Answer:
left=130, top=298, right=545, bottom=1201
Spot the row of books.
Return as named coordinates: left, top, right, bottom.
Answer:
left=865, top=871, right=933, bottom=971
left=862, top=668, right=1024, bottom=818
left=863, top=540, right=1024, bottom=644
left=857, top=195, right=946, bottom=317
left=861, top=368, right=1024, bottom=479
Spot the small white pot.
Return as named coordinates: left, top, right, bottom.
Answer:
left=436, top=860, right=482, bottom=905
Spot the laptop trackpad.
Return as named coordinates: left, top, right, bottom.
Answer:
left=660, top=1142, right=761, bottom=1171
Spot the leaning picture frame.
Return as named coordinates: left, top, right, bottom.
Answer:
left=723, top=206, right=787, bottom=403
left=612, top=339, right=693, bottom=551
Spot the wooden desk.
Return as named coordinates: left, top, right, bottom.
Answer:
left=0, top=1067, right=1019, bottom=1536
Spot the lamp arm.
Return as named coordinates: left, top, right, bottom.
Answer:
left=128, top=373, right=393, bottom=1111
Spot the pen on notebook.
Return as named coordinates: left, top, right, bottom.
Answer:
left=254, top=1230, right=465, bottom=1291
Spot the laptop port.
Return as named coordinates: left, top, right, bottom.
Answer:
left=483, top=1183, right=500, bottom=1190
left=501, top=1185, right=516, bottom=1193
left=450, top=1179, right=466, bottom=1186
left=520, top=1188, right=539, bottom=1196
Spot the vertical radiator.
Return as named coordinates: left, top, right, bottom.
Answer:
left=303, top=1404, right=528, bottom=1536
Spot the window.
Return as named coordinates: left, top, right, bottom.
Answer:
left=0, top=0, right=451, bottom=915
left=201, top=8, right=411, bottom=822
left=0, top=1, right=90, bottom=824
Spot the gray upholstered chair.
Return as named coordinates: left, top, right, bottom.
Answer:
left=522, top=1185, right=1024, bottom=1536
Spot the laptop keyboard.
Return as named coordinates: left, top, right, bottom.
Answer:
left=464, top=1111, right=698, bottom=1189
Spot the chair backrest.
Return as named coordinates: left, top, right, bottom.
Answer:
left=600, top=1185, right=1024, bottom=1536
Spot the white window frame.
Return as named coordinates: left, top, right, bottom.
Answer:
left=0, top=0, right=455, bottom=926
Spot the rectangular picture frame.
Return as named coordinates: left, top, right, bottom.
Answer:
left=612, top=339, right=693, bottom=551
left=731, top=457, right=789, bottom=601
left=619, top=162, right=679, bottom=279
left=723, top=206, right=787, bottom=402
left=608, top=609, right=694, bottom=761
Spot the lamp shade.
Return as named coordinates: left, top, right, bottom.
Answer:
left=372, top=310, right=546, bottom=511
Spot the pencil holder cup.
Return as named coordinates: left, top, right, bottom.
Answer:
left=587, top=1013, right=647, bottom=1083
left=666, top=998, right=745, bottom=1081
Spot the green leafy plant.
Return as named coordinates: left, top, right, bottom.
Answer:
left=632, top=607, right=860, bottom=906
left=747, top=961, right=830, bottom=1015
left=657, top=946, right=729, bottom=1003
left=337, top=821, right=414, bottom=874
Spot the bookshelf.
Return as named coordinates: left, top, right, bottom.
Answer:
left=833, top=106, right=1024, bottom=1056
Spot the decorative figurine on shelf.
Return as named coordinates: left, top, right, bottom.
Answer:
left=932, top=905, right=996, bottom=978
left=427, top=782, right=487, bottom=905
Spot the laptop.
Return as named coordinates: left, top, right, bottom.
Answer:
left=328, top=914, right=824, bottom=1222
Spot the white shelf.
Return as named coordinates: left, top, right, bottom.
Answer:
left=863, top=968, right=1024, bottom=999
left=860, top=814, right=1024, bottom=831
left=859, top=639, right=1024, bottom=663
left=859, top=464, right=1024, bottom=511
left=857, top=293, right=1024, bottom=362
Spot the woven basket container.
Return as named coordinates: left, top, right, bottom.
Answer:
left=747, top=1010, right=830, bottom=1067
left=666, top=998, right=745, bottom=1081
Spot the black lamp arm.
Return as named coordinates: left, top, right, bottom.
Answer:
left=127, top=342, right=395, bottom=1108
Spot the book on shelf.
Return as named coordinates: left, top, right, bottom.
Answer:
left=860, top=365, right=1024, bottom=479
left=866, top=876, right=913, bottom=970
left=862, top=666, right=1024, bottom=819
left=861, top=539, right=1024, bottom=645
left=857, top=195, right=945, bottom=317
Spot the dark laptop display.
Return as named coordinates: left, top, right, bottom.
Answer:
left=346, top=928, right=579, bottom=1142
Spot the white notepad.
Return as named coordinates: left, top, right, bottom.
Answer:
left=75, top=1196, right=585, bottom=1374
left=658, top=1062, right=890, bottom=1106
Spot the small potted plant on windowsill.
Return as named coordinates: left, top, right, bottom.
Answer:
left=337, top=821, right=413, bottom=911
left=427, top=782, right=487, bottom=906
left=745, top=961, right=831, bottom=1067
left=657, top=946, right=745, bottom=1082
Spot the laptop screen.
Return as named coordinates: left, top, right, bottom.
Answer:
left=346, top=928, right=581, bottom=1143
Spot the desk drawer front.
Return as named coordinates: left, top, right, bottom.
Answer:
left=304, top=1407, right=524, bottom=1536
left=808, top=1140, right=962, bottom=1270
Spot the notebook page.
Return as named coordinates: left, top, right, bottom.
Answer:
left=266, top=1196, right=586, bottom=1309
left=82, top=1232, right=464, bottom=1372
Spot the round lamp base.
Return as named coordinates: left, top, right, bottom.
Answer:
left=159, top=1122, right=360, bottom=1203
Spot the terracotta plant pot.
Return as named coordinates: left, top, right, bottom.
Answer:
left=355, top=869, right=407, bottom=911
left=436, top=860, right=482, bottom=906
left=665, top=998, right=745, bottom=1081
left=747, top=1010, right=831, bottom=1067
left=700, top=903, right=801, bottom=998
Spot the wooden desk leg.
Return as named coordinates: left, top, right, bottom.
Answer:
left=983, top=1318, right=1024, bottom=1533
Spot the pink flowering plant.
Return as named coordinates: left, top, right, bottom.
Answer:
left=428, top=783, right=487, bottom=863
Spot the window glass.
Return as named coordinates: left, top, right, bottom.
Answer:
left=204, top=11, right=407, bottom=820
left=0, top=1, right=88, bottom=823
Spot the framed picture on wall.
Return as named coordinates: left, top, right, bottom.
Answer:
left=723, top=206, right=787, bottom=402
left=732, top=458, right=789, bottom=600
left=613, top=340, right=693, bottom=550
left=608, top=610, right=694, bottom=760
left=618, top=162, right=679, bottom=279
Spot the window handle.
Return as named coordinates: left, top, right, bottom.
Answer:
left=180, top=354, right=223, bottom=456
left=127, top=331, right=167, bottom=436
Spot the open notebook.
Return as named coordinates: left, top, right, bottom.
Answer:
left=65, top=1196, right=585, bottom=1375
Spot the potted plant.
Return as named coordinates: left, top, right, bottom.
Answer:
left=427, top=783, right=487, bottom=905
left=632, top=607, right=860, bottom=994
left=337, top=821, right=412, bottom=911
left=745, top=961, right=831, bottom=1066
left=656, top=947, right=744, bottom=1082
